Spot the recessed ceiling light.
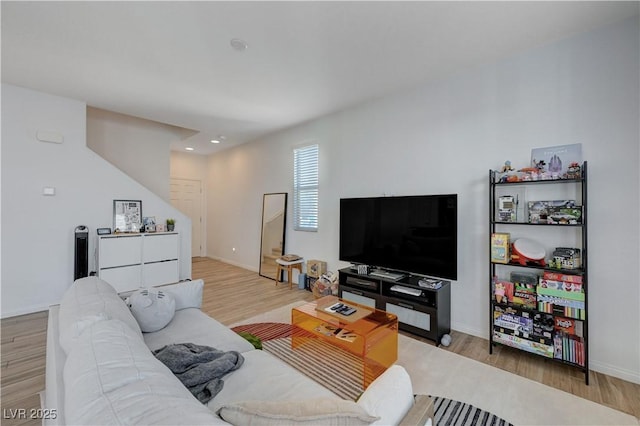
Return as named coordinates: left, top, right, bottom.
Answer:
left=210, top=139, right=220, bottom=144
left=185, top=147, right=194, bottom=151
left=230, top=38, right=248, bottom=51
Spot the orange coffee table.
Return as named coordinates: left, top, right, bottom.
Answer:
left=291, top=295, right=398, bottom=388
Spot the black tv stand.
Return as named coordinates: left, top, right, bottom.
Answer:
left=338, top=267, right=451, bottom=345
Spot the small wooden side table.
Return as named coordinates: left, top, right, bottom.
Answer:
left=275, top=258, right=304, bottom=289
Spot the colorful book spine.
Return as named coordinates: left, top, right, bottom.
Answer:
left=537, top=301, right=586, bottom=320
left=491, top=233, right=510, bottom=264
left=536, top=286, right=585, bottom=301
left=493, top=331, right=554, bottom=358
left=543, top=271, right=583, bottom=284
left=539, top=279, right=582, bottom=292
left=555, top=332, right=585, bottom=366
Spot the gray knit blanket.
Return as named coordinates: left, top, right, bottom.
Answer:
left=153, top=343, right=244, bottom=404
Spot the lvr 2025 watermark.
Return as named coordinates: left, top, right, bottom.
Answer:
left=3, top=408, right=57, bottom=419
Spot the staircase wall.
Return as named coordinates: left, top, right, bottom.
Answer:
left=1, top=84, right=192, bottom=318
left=87, top=107, right=196, bottom=202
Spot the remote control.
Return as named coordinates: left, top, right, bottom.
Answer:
left=329, top=303, right=344, bottom=311
left=342, top=307, right=356, bottom=316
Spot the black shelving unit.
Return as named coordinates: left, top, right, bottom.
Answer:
left=489, top=162, right=589, bottom=384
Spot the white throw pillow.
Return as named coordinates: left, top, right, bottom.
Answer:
left=129, top=289, right=176, bottom=332
left=159, top=279, right=204, bottom=310
left=218, top=398, right=379, bottom=425
left=356, top=365, right=415, bottom=425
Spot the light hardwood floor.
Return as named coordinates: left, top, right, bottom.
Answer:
left=1, top=257, right=638, bottom=426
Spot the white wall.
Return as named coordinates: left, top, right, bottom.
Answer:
left=87, top=107, right=195, bottom=201
left=206, top=18, right=639, bottom=383
left=170, top=151, right=208, bottom=182
left=1, top=84, right=192, bottom=318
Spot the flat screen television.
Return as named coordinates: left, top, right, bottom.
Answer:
left=339, top=194, right=457, bottom=280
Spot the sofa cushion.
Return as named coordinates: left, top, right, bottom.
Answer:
left=129, top=288, right=176, bottom=332
left=159, top=279, right=204, bottom=310
left=218, top=398, right=379, bottom=425
left=58, top=276, right=143, bottom=354
left=356, top=365, right=414, bottom=426
left=63, top=319, right=226, bottom=425
left=208, top=350, right=338, bottom=413
left=143, top=308, right=255, bottom=354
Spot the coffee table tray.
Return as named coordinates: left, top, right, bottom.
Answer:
left=315, top=298, right=373, bottom=323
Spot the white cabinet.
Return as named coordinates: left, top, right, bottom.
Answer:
left=142, top=233, right=179, bottom=287
left=98, top=233, right=180, bottom=293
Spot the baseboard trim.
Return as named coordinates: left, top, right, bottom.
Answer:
left=207, top=256, right=258, bottom=273
left=1, top=303, right=49, bottom=319
left=451, top=322, right=485, bottom=340
left=590, top=360, right=640, bottom=385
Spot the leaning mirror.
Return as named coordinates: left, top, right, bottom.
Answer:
left=259, top=193, right=287, bottom=280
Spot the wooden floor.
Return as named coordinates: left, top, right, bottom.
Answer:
left=1, top=257, right=638, bottom=425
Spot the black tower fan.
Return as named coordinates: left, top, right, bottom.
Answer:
left=74, top=225, right=89, bottom=280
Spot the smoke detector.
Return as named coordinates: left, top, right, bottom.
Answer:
left=230, top=38, right=248, bottom=51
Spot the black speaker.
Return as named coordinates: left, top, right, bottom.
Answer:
left=74, top=225, right=89, bottom=280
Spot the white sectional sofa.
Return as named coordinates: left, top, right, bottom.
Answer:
left=44, top=277, right=433, bottom=425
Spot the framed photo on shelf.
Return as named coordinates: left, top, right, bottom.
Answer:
left=142, top=216, right=156, bottom=233
left=530, top=143, right=582, bottom=178
left=113, top=200, right=142, bottom=233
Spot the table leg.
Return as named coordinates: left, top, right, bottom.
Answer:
left=275, top=264, right=282, bottom=285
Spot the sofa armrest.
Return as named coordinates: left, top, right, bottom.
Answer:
left=399, top=395, right=434, bottom=426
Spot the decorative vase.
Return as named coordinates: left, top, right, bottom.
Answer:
left=167, top=224, right=175, bottom=232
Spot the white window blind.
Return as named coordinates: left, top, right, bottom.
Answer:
left=293, top=144, right=319, bottom=231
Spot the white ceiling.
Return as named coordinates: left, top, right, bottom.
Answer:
left=2, top=1, right=638, bottom=155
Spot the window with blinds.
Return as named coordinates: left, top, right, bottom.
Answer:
left=293, top=144, right=319, bottom=231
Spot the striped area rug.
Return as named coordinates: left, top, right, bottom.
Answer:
left=432, top=396, right=513, bottom=426
left=232, top=322, right=364, bottom=399
left=232, top=322, right=295, bottom=341
left=232, top=322, right=513, bottom=426
left=264, top=336, right=365, bottom=400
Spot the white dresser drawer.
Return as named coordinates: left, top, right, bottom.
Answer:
left=99, top=264, right=142, bottom=293
left=143, top=260, right=179, bottom=287
left=143, top=233, right=179, bottom=263
left=99, top=235, right=142, bottom=268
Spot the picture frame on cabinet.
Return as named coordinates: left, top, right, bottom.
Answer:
left=113, top=200, right=142, bottom=233
left=143, top=216, right=156, bottom=233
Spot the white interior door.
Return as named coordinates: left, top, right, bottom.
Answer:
left=170, top=178, right=203, bottom=257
